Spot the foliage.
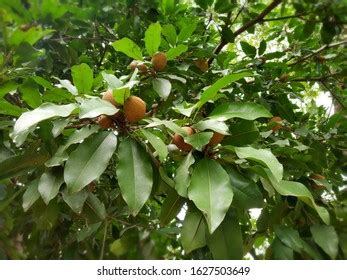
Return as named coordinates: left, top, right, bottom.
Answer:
left=0, top=0, right=346, bottom=260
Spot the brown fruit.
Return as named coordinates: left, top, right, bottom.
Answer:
left=102, top=89, right=119, bottom=107
left=310, top=174, right=325, bottom=190
left=97, top=115, right=114, bottom=129
left=151, top=52, right=167, bottom=71
left=316, top=55, right=325, bottom=63
left=124, top=96, right=146, bottom=123
left=194, top=59, right=209, bottom=72
left=269, top=116, right=283, bottom=131
left=208, top=132, right=225, bottom=146
left=172, top=127, right=194, bottom=152
left=129, top=60, right=148, bottom=73
left=279, top=73, right=289, bottom=82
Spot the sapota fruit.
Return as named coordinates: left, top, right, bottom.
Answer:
left=269, top=116, right=283, bottom=131
left=208, top=132, right=225, bottom=146
left=172, top=127, right=194, bottom=152
left=102, top=89, right=119, bottom=107
left=97, top=115, right=114, bottom=129
left=194, top=59, right=209, bottom=72
left=151, top=52, right=167, bottom=71
left=129, top=60, right=148, bottom=73
left=279, top=73, right=289, bottom=82
left=124, top=96, right=146, bottom=123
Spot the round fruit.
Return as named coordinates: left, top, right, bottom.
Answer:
left=102, top=89, right=119, bottom=107
left=124, top=96, right=146, bottom=123
left=269, top=116, right=283, bottom=131
left=129, top=60, right=139, bottom=71
left=172, top=127, right=194, bottom=152
left=129, top=60, right=148, bottom=73
left=151, top=52, right=167, bottom=71
left=137, top=62, right=148, bottom=73
left=97, top=115, right=114, bottom=129
left=194, top=59, right=209, bottom=72
left=208, top=132, right=225, bottom=146
left=279, top=73, right=289, bottom=82
left=310, top=174, right=325, bottom=190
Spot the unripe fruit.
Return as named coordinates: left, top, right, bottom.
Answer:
left=172, top=127, right=194, bottom=152
left=208, top=132, right=225, bottom=146
left=269, top=116, right=283, bottom=132
left=151, top=52, right=167, bottom=71
left=194, top=59, right=209, bottom=72
left=97, top=115, right=114, bottom=129
left=310, top=174, right=325, bottom=190
left=102, top=89, right=119, bottom=107
left=124, top=96, right=146, bottom=123
left=279, top=73, right=289, bottom=82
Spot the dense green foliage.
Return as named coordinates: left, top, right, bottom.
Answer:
left=0, top=0, right=346, bottom=260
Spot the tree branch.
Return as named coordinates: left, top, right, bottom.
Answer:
left=261, top=13, right=307, bottom=22
left=288, top=40, right=347, bottom=66
left=320, top=80, right=346, bottom=110
left=208, top=0, right=283, bottom=65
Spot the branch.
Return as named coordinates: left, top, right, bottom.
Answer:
left=261, top=13, right=307, bottom=22
left=288, top=40, right=347, bottom=66
left=291, top=72, right=341, bottom=82
left=320, top=80, right=346, bottom=110
left=208, top=0, right=282, bottom=65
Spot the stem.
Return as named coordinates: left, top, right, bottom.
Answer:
left=99, top=221, right=108, bottom=260
left=261, top=13, right=307, bottom=22
left=320, top=80, right=346, bottom=110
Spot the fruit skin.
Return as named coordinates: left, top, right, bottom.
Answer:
left=172, top=127, right=194, bottom=152
left=97, top=115, right=114, bottom=129
left=102, top=89, right=119, bottom=107
left=129, top=60, right=148, bottom=73
left=124, top=96, right=146, bottom=123
left=279, top=73, right=289, bottom=82
left=151, top=52, right=167, bottom=71
left=310, top=174, right=325, bottom=190
left=269, top=116, right=283, bottom=131
left=208, top=132, right=225, bottom=146
left=194, top=59, right=209, bottom=72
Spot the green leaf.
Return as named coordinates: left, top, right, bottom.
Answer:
left=145, top=22, right=161, bottom=56
left=207, top=211, right=243, bottom=259
left=275, top=225, right=304, bottom=253
left=0, top=153, right=49, bottom=180
left=188, top=158, right=234, bottom=233
left=22, top=179, right=40, bottom=212
left=116, top=138, right=153, bottom=215
left=185, top=132, right=213, bottom=151
left=240, top=41, right=257, bottom=58
left=55, top=78, right=78, bottom=95
left=181, top=205, right=207, bottom=253
left=0, top=99, right=24, bottom=117
left=225, top=120, right=259, bottom=146
left=71, top=63, right=93, bottom=94
left=79, top=98, right=119, bottom=119
left=46, top=125, right=99, bottom=167
left=112, top=86, right=130, bottom=106
left=38, top=171, right=64, bottom=205
left=86, top=193, right=106, bottom=220
left=11, top=103, right=77, bottom=146
left=226, top=167, right=263, bottom=210
left=234, top=146, right=283, bottom=182
left=258, top=40, right=267, bottom=56
left=0, top=81, right=18, bottom=98
left=146, top=118, right=190, bottom=136
left=311, top=225, right=338, bottom=259
left=152, top=78, right=171, bottom=100
left=166, top=44, right=188, bottom=60
left=112, top=38, right=143, bottom=60
left=177, top=21, right=197, bottom=42
left=192, top=119, right=229, bottom=135
left=141, top=129, right=168, bottom=162
left=162, top=24, right=177, bottom=46
left=77, top=222, right=102, bottom=242
left=159, top=190, right=185, bottom=226
left=194, top=0, right=214, bottom=9
left=18, top=81, right=42, bottom=108
left=271, top=238, right=293, bottom=260
left=198, top=72, right=252, bottom=108
left=209, top=102, right=272, bottom=121
left=265, top=169, right=330, bottom=224
left=64, top=132, right=117, bottom=193
left=9, top=26, right=54, bottom=46
left=174, top=152, right=195, bottom=197
left=62, top=189, right=88, bottom=214
left=101, top=72, right=123, bottom=89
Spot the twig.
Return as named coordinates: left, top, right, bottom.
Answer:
left=261, top=13, right=307, bottom=22
left=320, top=80, right=346, bottom=110
left=99, top=221, right=108, bottom=260
left=288, top=40, right=347, bottom=66
left=291, top=72, right=341, bottom=82
left=208, top=0, right=283, bottom=65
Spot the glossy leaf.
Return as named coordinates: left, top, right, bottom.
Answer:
left=166, top=44, right=188, bottom=60
left=188, top=158, right=234, bottom=233
left=38, top=171, right=64, bottom=205
left=141, top=129, right=168, bottom=162
left=116, top=138, right=153, bottom=215
left=152, top=78, right=171, bottom=100
left=185, top=132, right=213, bottom=151
left=62, top=189, right=88, bottom=214
left=79, top=98, right=119, bottom=119
left=159, top=190, right=185, bottom=226
left=311, top=225, right=338, bottom=259
left=64, top=131, right=117, bottom=193
left=174, top=152, right=195, bottom=197
left=145, top=22, right=161, bottom=56
left=112, top=38, right=143, bottom=60
left=71, top=63, right=93, bottom=94
left=22, top=179, right=40, bottom=212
